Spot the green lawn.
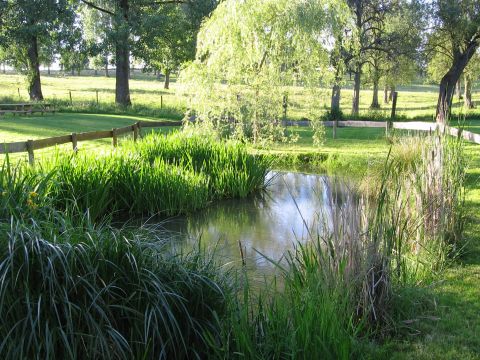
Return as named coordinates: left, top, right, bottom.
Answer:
left=0, top=113, right=178, bottom=160
left=2, top=73, right=480, bottom=121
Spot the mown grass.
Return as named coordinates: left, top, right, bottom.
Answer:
left=2, top=72, right=480, bottom=121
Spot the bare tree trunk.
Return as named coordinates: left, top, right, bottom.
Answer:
left=47, top=65, right=50, bottom=75
left=26, top=35, right=44, bottom=101
left=383, top=85, right=389, bottom=104
left=2, top=63, right=5, bottom=74
left=436, top=47, right=477, bottom=123
left=352, top=64, right=361, bottom=116
left=331, top=83, right=341, bottom=115
left=114, top=0, right=131, bottom=106
left=371, top=78, right=380, bottom=108
left=164, top=69, right=171, bottom=89
left=389, top=85, right=396, bottom=101
left=331, top=82, right=341, bottom=139
left=464, top=74, right=474, bottom=109
left=455, top=79, right=463, bottom=100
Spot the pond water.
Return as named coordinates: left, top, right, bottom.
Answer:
left=156, top=171, right=356, bottom=281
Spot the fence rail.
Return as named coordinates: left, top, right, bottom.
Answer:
left=1, top=119, right=478, bottom=165
left=1, top=120, right=182, bottom=164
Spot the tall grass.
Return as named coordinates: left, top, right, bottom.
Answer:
left=0, top=132, right=270, bottom=222
left=0, top=219, right=229, bottom=359
left=214, top=132, right=466, bottom=358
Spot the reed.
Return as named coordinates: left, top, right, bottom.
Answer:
left=0, top=132, right=270, bottom=222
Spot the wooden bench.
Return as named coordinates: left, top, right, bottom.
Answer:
left=0, top=103, right=55, bottom=116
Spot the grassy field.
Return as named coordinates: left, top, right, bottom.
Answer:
left=1, top=72, right=480, bottom=121
left=0, top=72, right=479, bottom=359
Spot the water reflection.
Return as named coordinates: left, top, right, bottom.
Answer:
left=156, top=172, right=355, bottom=281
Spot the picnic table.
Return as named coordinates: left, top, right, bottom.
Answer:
left=0, top=103, right=55, bottom=116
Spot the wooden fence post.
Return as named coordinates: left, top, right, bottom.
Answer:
left=69, top=91, right=73, bottom=106
left=160, top=95, right=163, bottom=109
left=137, top=122, right=142, bottom=138
left=133, top=122, right=139, bottom=141
left=112, top=128, right=118, bottom=147
left=96, top=90, right=99, bottom=105
left=71, top=133, right=78, bottom=151
left=26, top=140, right=34, bottom=165
left=17, top=88, right=21, bottom=98
left=387, top=91, right=398, bottom=137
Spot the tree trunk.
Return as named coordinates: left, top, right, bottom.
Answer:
left=164, top=69, right=171, bottom=89
left=455, top=79, right=463, bottom=100
left=389, top=85, right=396, bottom=101
left=2, top=63, right=5, bottom=74
left=71, top=68, right=75, bottom=76
left=436, top=46, right=477, bottom=123
left=352, top=65, right=361, bottom=116
left=331, top=82, right=341, bottom=139
left=156, top=71, right=161, bottom=81
left=383, top=85, right=389, bottom=104
left=94, top=69, right=98, bottom=76
left=371, top=78, right=380, bottom=109
left=114, top=0, right=131, bottom=106
left=464, top=74, right=474, bottom=109
left=77, top=69, right=80, bottom=76
left=26, top=35, right=43, bottom=101
left=331, top=83, right=341, bottom=115
left=47, top=65, right=50, bottom=75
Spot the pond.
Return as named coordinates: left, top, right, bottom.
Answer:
left=156, top=171, right=357, bottom=282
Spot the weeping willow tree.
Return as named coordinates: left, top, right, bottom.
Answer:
left=180, top=0, right=349, bottom=145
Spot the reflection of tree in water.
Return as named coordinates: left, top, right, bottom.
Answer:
left=159, top=172, right=357, bottom=281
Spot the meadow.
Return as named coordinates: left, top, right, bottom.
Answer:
left=0, top=72, right=479, bottom=359
left=2, top=71, right=480, bottom=122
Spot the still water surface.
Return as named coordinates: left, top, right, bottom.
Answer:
left=157, top=172, right=354, bottom=280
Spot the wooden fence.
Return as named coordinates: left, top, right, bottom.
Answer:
left=1, top=120, right=181, bottom=164
left=1, top=119, right=478, bottom=165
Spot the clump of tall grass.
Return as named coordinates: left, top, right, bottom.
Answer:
left=126, top=131, right=271, bottom=198
left=0, top=132, right=269, bottom=222
left=0, top=219, right=228, bottom=359
left=217, top=132, right=466, bottom=358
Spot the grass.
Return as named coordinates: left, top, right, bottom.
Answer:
left=2, top=72, right=480, bottom=121
left=0, top=71, right=479, bottom=358
left=1, top=132, right=269, bottom=222
left=0, top=219, right=229, bottom=359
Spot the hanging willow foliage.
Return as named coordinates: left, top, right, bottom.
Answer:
left=179, top=0, right=351, bottom=145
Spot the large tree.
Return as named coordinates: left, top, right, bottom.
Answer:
left=182, top=0, right=348, bottom=143
left=136, top=1, right=216, bottom=89
left=429, top=0, right=480, bottom=123
left=0, top=0, right=76, bottom=100
left=80, top=0, right=216, bottom=106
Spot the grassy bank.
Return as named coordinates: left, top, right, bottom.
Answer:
left=1, top=132, right=269, bottom=223
left=0, top=108, right=477, bottom=358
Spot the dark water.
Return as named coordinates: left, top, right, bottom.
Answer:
left=156, top=172, right=355, bottom=280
